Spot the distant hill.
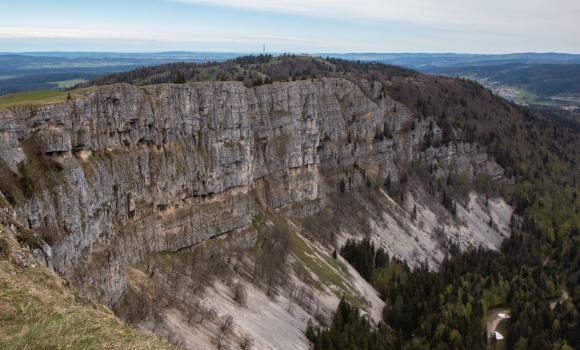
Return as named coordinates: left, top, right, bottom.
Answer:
left=2, top=51, right=580, bottom=96
left=426, top=63, right=580, bottom=96
left=322, top=52, right=580, bottom=69
left=83, top=54, right=416, bottom=87
left=0, top=52, right=240, bottom=95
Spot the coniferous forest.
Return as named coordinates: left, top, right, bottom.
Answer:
left=304, top=59, right=579, bottom=350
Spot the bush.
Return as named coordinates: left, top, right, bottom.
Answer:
left=36, top=225, right=63, bottom=246
left=232, top=282, right=247, bottom=306
left=0, top=235, right=10, bottom=260
left=240, top=334, right=254, bottom=350
left=174, top=72, right=186, bottom=84
left=0, top=162, right=25, bottom=205
left=254, top=220, right=292, bottom=296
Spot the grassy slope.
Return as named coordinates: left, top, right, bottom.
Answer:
left=289, top=229, right=358, bottom=297
left=256, top=213, right=365, bottom=306
left=0, top=216, right=176, bottom=350
left=49, top=79, right=88, bottom=89
left=0, top=90, right=68, bottom=110
left=0, top=87, right=97, bottom=111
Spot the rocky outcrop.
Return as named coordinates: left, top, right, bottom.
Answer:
left=0, top=79, right=505, bottom=307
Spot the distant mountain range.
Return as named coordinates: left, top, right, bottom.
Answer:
left=321, top=52, right=580, bottom=68
left=0, top=52, right=241, bottom=95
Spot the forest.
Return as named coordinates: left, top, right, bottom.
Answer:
left=430, top=63, right=580, bottom=97
left=83, top=54, right=415, bottom=88
left=279, top=58, right=580, bottom=350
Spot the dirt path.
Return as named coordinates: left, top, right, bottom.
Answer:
left=550, top=290, right=570, bottom=310
left=486, top=308, right=510, bottom=337
left=487, top=291, right=568, bottom=340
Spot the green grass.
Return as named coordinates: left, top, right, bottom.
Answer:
left=287, top=228, right=364, bottom=305
left=516, top=89, right=561, bottom=107
left=0, top=222, right=176, bottom=350
left=516, top=89, right=537, bottom=103
left=0, top=90, right=69, bottom=111
left=49, top=79, right=88, bottom=89
left=0, top=87, right=97, bottom=111
left=252, top=214, right=267, bottom=246
left=259, top=212, right=364, bottom=305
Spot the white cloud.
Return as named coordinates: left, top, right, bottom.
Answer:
left=168, top=0, right=580, bottom=37
left=0, top=27, right=149, bottom=40
left=0, top=0, right=577, bottom=52
left=0, top=26, right=315, bottom=44
left=0, top=26, right=350, bottom=52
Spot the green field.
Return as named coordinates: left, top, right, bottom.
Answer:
left=516, top=89, right=560, bottom=107
left=0, top=88, right=97, bottom=111
left=49, top=79, right=87, bottom=89
left=0, top=90, right=69, bottom=111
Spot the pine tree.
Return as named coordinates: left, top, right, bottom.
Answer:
left=174, top=72, right=186, bottom=84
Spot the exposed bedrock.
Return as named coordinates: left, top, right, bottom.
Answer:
left=0, top=79, right=506, bottom=306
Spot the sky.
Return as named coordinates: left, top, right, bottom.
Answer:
left=0, top=0, right=578, bottom=53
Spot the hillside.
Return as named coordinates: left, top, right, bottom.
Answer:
left=0, top=56, right=578, bottom=349
left=83, top=54, right=416, bottom=87
left=0, top=210, right=176, bottom=349
left=427, top=63, right=580, bottom=96
left=424, top=63, right=580, bottom=122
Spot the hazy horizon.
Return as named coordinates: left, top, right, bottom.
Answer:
left=1, top=0, right=578, bottom=53
left=2, top=51, right=579, bottom=55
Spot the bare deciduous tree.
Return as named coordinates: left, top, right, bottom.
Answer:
left=240, top=333, right=253, bottom=350
left=232, top=281, right=247, bottom=306
left=253, top=221, right=291, bottom=296
left=198, top=305, right=217, bottom=325
left=216, top=314, right=234, bottom=349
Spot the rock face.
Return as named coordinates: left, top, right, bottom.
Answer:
left=0, top=79, right=505, bottom=307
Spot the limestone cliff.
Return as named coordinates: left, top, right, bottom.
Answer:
left=0, top=78, right=507, bottom=315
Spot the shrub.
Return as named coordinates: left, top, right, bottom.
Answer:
left=232, top=282, right=247, bottom=306
left=0, top=161, right=25, bottom=205
left=0, top=234, right=10, bottom=260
